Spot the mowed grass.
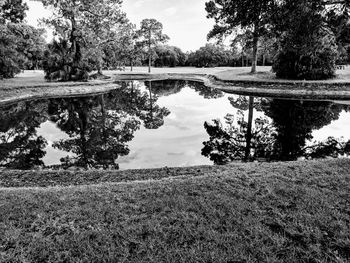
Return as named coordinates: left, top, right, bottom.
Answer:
left=1, top=159, right=350, bottom=262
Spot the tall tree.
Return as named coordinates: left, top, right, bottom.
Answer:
left=0, top=0, right=39, bottom=79
left=205, top=0, right=276, bottom=73
left=272, top=0, right=339, bottom=80
left=138, top=18, right=169, bottom=73
left=39, top=0, right=126, bottom=81
left=104, top=22, right=143, bottom=71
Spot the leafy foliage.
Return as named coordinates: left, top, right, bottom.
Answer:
left=39, top=0, right=126, bottom=81
left=187, top=44, right=234, bottom=67
left=137, top=18, right=169, bottom=72
left=272, top=0, right=338, bottom=80
left=153, top=45, right=186, bottom=67
left=205, top=0, right=277, bottom=73
left=326, top=5, right=350, bottom=64
left=0, top=0, right=28, bottom=24
left=42, top=39, right=90, bottom=81
left=0, top=23, right=46, bottom=78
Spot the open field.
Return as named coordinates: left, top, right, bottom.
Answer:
left=1, top=159, right=350, bottom=262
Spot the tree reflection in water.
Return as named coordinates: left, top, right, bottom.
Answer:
left=202, top=96, right=350, bottom=164
left=48, top=81, right=171, bottom=169
left=1, top=81, right=349, bottom=170
left=0, top=81, right=171, bottom=170
left=0, top=101, right=48, bottom=169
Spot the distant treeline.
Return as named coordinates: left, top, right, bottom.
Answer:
left=134, top=42, right=276, bottom=68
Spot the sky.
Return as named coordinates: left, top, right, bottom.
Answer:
left=25, top=0, right=215, bottom=52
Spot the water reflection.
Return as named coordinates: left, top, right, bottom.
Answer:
left=0, top=101, right=48, bottom=169
left=202, top=96, right=350, bottom=164
left=1, top=81, right=349, bottom=170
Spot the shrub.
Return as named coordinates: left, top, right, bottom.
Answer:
left=42, top=39, right=91, bottom=82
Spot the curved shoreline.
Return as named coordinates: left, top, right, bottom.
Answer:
left=0, top=81, right=119, bottom=106
left=1, top=72, right=350, bottom=105
left=113, top=73, right=350, bottom=100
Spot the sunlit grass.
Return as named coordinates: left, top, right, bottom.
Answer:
left=1, top=159, right=350, bottom=262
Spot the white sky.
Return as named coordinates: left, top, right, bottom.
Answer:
left=25, top=0, right=215, bottom=52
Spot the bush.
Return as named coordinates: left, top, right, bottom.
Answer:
left=42, top=39, right=91, bottom=82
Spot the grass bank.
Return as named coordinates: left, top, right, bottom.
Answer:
left=2, top=66, right=350, bottom=105
left=1, top=159, right=350, bottom=262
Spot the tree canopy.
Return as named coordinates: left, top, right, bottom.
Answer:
left=0, top=0, right=28, bottom=24
left=137, top=18, right=169, bottom=73
left=39, top=0, right=127, bottom=80
left=205, top=0, right=277, bottom=73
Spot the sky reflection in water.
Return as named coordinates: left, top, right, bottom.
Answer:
left=0, top=80, right=349, bottom=170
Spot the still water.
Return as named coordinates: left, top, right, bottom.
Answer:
left=1, top=80, right=349, bottom=170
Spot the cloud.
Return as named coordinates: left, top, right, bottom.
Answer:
left=133, top=0, right=147, bottom=8
left=164, top=7, right=177, bottom=16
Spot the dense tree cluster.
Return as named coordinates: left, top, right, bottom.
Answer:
left=0, top=0, right=46, bottom=78
left=206, top=0, right=350, bottom=79
left=153, top=45, right=187, bottom=67
left=1, top=0, right=350, bottom=81
left=186, top=44, right=235, bottom=67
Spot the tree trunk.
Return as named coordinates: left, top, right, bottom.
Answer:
left=251, top=27, right=259, bottom=74
left=148, top=29, right=152, bottom=73
left=244, top=96, right=254, bottom=161
left=97, top=60, right=103, bottom=75
left=130, top=58, right=133, bottom=72
left=262, top=54, right=266, bottom=66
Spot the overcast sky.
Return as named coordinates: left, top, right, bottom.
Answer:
left=25, top=0, right=215, bottom=52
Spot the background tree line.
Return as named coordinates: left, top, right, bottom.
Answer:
left=1, top=0, right=350, bottom=80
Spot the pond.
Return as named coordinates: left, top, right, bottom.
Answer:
left=1, top=80, right=349, bottom=170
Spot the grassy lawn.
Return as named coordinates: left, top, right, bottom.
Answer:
left=1, top=67, right=350, bottom=105
left=1, top=159, right=350, bottom=262
left=1, top=66, right=350, bottom=89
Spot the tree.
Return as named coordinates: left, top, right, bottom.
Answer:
left=0, top=0, right=45, bottom=78
left=187, top=43, right=234, bottom=67
left=0, top=23, right=46, bottom=78
left=153, top=45, right=186, bottom=67
left=0, top=0, right=28, bottom=24
left=272, top=0, right=339, bottom=80
left=326, top=4, right=350, bottom=64
left=205, top=0, right=277, bottom=73
left=138, top=18, right=169, bottom=73
left=39, top=0, right=126, bottom=81
left=104, top=22, right=143, bottom=71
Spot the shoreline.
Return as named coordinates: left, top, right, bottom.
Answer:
left=1, top=68, right=350, bottom=105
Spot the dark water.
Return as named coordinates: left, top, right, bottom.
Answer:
left=1, top=80, right=349, bottom=170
